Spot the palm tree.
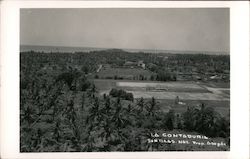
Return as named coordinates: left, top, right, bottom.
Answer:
left=64, top=99, right=77, bottom=126
left=137, top=97, right=145, bottom=114
left=81, top=93, right=85, bottom=111
left=126, top=104, right=131, bottom=113
left=112, top=97, right=125, bottom=128
left=84, top=135, right=95, bottom=152
left=87, top=84, right=97, bottom=100
left=22, top=106, right=34, bottom=126
left=166, top=117, right=174, bottom=130
left=86, top=97, right=103, bottom=127
left=52, top=101, right=59, bottom=121
left=104, top=96, right=111, bottom=114
left=183, top=106, right=199, bottom=131
left=103, top=93, right=107, bottom=100
left=114, top=97, right=122, bottom=113
left=30, top=128, right=43, bottom=151
left=195, top=104, right=219, bottom=137
left=91, top=84, right=96, bottom=93
left=53, top=120, right=61, bottom=142
left=99, top=118, right=112, bottom=148
left=147, top=97, right=156, bottom=117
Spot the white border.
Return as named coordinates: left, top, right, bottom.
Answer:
left=1, top=1, right=249, bottom=159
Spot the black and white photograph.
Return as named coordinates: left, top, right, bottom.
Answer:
left=1, top=0, right=250, bottom=158
left=19, top=8, right=231, bottom=152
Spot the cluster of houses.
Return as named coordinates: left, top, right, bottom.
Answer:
left=123, top=60, right=146, bottom=69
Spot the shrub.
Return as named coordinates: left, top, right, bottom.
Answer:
left=109, top=88, right=134, bottom=101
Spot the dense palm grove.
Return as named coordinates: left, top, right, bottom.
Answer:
left=20, top=50, right=230, bottom=151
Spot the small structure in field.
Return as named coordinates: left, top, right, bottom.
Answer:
left=138, top=60, right=146, bottom=69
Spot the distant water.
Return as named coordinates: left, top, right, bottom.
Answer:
left=20, top=45, right=168, bottom=53
left=20, top=45, right=106, bottom=53
left=20, top=45, right=229, bottom=55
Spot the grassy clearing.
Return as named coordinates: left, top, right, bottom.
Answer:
left=93, top=79, right=229, bottom=101
left=117, top=81, right=203, bottom=89
left=93, top=79, right=230, bottom=117
left=93, top=79, right=211, bottom=93
left=221, top=90, right=230, bottom=95
left=201, top=82, right=230, bottom=88
left=126, top=91, right=228, bottom=101
left=117, top=81, right=210, bottom=93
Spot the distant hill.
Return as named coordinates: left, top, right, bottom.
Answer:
left=20, top=45, right=229, bottom=55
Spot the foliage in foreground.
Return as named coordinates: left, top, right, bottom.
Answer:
left=20, top=70, right=230, bottom=152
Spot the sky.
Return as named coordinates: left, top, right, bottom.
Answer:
left=20, top=8, right=229, bottom=53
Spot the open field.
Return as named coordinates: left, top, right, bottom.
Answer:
left=201, top=82, right=230, bottom=88
left=93, top=79, right=230, bottom=117
left=93, top=79, right=230, bottom=101
left=117, top=81, right=203, bottom=89
left=125, top=91, right=228, bottom=101
left=117, top=81, right=210, bottom=93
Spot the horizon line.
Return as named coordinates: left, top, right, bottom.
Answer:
left=20, top=44, right=230, bottom=55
